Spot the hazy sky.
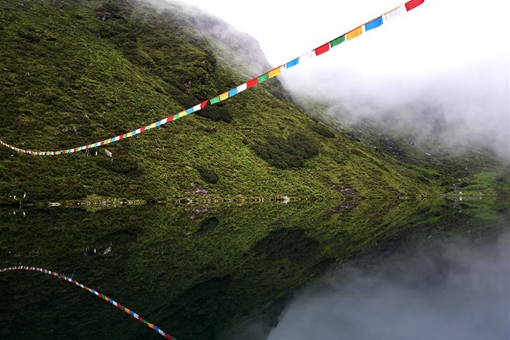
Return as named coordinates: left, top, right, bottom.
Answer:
left=181, top=0, right=508, bottom=76
left=177, top=0, right=509, bottom=158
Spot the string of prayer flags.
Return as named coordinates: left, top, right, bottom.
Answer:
left=0, top=0, right=425, bottom=156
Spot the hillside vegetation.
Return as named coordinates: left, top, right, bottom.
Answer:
left=0, top=0, right=439, bottom=203
left=295, top=96, right=510, bottom=199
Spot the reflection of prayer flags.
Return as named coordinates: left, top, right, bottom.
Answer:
left=365, top=16, right=383, bottom=31
left=237, top=83, right=248, bottom=93
left=247, top=78, right=258, bottom=88
left=258, top=73, right=269, bottom=83
left=384, top=5, right=403, bottom=21
left=220, top=92, right=229, bottom=101
left=286, top=58, right=299, bottom=68
left=210, top=96, right=220, bottom=104
left=314, top=42, right=330, bottom=56
left=330, top=34, right=345, bottom=48
left=405, top=0, right=424, bottom=11
left=346, top=26, right=363, bottom=40
left=268, top=67, right=281, bottom=78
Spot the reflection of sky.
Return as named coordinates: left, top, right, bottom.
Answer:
left=267, top=231, right=510, bottom=340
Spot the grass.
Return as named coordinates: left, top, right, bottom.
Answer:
left=0, top=0, right=439, bottom=204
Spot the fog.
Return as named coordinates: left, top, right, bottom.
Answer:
left=283, top=55, right=509, bottom=159
left=264, top=230, right=509, bottom=340
left=172, top=0, right=509, bottom=160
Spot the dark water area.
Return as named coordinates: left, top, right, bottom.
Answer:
left=0, top=198, right=508, bottom=340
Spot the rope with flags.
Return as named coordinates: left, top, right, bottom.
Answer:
left=0, top=0, right=425, bottom=156
left=0, top=266, right=178, bottom=339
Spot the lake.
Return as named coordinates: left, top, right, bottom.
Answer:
left=1, top=197, right=508, bottom=340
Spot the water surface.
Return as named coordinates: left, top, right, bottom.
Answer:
left=1, top=198, right=508, bottom=340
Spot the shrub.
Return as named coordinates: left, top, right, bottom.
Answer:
left=253, top=132, right=319, bottom=169
left=195, top=166, right=219, bottom=184
left=310, top=124, right=335, bottom=138
left=196, top=104, right=232, bottom=123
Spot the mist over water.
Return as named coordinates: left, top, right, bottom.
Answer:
left=266, top=229, right=510, bottom=340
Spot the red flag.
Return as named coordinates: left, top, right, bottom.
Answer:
left=247, top=77, right=258, bottom=88
left=405, top=0, right=424, bottom=11
left=314, top=43, right=330, bottom=56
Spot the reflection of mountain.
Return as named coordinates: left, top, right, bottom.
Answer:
left=5, top=197, right=507, bottom=340
left=0, top=198, right=437, bottom=339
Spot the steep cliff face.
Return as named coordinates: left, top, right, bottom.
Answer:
left=0, top=0, right=437, bottom=203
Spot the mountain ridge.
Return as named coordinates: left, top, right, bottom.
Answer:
left=0, top=0, right=457, bottom=204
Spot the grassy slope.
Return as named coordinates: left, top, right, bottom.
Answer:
left=0, top=0, right=438, bottom=203
left=296, top=96, right=510, bottom=198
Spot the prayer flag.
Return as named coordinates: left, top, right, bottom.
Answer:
left=365, top=16, right=383, bottom=31
left=210, top=96, right=220, bottom=104
left=405, top=0, right=424, bottom=11
left=219, top=92, right=229, bottom=101
left=286, top=58, right=299, bottom=69
left=237, top=83, right=248, bottom=93
left=384, top=5, right=403, bottom=21
left=330, top=34, right=345, bottom=48
left=299, top=51, right=315, bottom=64
left=247, top=77, right=258, bottom=88
left=346, top=26, right=363, bottom=40
left=314, top=42, right=330, bottom=56
left=229, top=88, right=238, bottom=97
left=201, top=100, right=209, bottom=109
left=258, top=73, right=269, bottom=83
left=268, top=66, right=281, bottom=78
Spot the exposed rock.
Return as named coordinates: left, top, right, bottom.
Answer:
left=328, top=183, right=360, bottom=197
left=329, top=200, right=359, bottom=213
left=190, top=182, right=210, bottom=195
left=190, top=207, right=209, bottom=220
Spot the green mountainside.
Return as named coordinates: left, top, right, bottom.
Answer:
left=0, top=0, right=450, bottom=204
left=295, top=95, right=510, bottom=199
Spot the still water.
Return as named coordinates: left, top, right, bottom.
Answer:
left=0, top=198, right=508, bottom=340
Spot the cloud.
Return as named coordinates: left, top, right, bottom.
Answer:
left=284, top=54, right=509, bottom=158
left=145, top=0, right=510, bottom=158
left=266, top=230, right=510, bottom=340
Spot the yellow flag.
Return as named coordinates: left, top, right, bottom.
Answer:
left=346, top=26, right=363, bottom=40
left=268, top=67, right=281, bottom=79
left=220, top=92, right=229, bottom=101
